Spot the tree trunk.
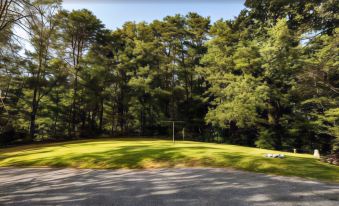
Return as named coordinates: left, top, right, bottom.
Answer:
left=29, top=39, right=43, bottom=141
left=72, top=69, right=78, bottom=137
left=53, top=91, right=60, bottom=138
left=29, top=88, right=38, bottom=141
left=99, top=98, right=104, bottom=132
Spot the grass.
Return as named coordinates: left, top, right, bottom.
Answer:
left=0, top=138, right=338, bottom=182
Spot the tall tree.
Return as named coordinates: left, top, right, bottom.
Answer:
left=258, top=19, right=301, bottom=149
left=58, top=9, right=103, bottom=137
left=24, top=0, right=61, bottom=140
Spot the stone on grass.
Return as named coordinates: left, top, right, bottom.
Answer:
left=314, top=149, right=320, bottom=158
left=264, top=154, right=285, bottom=158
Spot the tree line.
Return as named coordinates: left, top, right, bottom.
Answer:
left=0, top=0, right=338, bottom=154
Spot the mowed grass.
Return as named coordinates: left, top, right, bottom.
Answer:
left=0, top=138, right=338, bottom=182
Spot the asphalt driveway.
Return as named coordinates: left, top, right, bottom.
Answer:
left=0, top=167, right=338, bottom=206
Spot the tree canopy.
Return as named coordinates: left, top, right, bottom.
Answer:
left=0, top=0, right=338, bottom=154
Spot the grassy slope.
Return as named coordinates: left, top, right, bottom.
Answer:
left=0, top=138, right=338, bottom=182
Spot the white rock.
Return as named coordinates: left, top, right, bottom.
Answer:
left=264, top=153, right=285, bottom=158
left=314, top=149, right=320, bottom=158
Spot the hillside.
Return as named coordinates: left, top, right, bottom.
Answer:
left=0, top=138, right=338, bottom=182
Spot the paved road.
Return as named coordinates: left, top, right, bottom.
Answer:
left=0, top=168, right=338, bottom=206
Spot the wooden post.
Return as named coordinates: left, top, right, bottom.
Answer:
left=172, top=121, right=175, bottom=144
left=182, top=128, right=185, bottom=141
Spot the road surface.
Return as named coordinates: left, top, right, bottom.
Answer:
left=0, top=167, right=338, bottom=206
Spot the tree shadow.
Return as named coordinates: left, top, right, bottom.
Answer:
left=1, top=143, right=338, bottom=182
left=0, top=167, right=338, bottom=206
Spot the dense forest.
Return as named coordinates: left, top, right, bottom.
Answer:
left=0, top=0, right=338, bottom=154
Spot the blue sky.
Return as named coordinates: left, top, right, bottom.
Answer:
left=63, top=1, right=246, bottom=29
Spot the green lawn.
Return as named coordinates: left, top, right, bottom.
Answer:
left=0, top=138, right=338, bottom=182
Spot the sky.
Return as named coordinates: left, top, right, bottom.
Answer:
left=62, top=0, right=246, bottom=29
left=15, top=0, right=245, bottom=52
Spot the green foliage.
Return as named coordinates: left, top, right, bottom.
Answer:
left=205, top=76, right=269, bottom=128
left=0, top=1, right=337, bottom=154
left=255, top=129, right=276, bottom=150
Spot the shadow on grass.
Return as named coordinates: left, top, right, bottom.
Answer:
left=0, top=138, right=162, bottom=152
left=4, top=145, right=188, bottom=169
left=2, top=143, right=338, bottom=182
left=214, top=152, right=339, bottom=182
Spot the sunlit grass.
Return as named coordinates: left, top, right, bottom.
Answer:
left=0, top=138, right=338, bottom=182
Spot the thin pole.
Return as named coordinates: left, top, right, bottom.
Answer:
left=172, top=121, right=175, bottom=144
left=160, top=120, right=183, bottom=144
left=182, top=128, right=185, bottom=141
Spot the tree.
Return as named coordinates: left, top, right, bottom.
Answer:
left=0, top=0, right=31, bottom=33
left=58, top=9, right=103, bottom=137
left=259, top=19, right=301, bottom=149
left=24, top=0, right=61, bottom=140
left=297, top=28, right=339, bottom=153
left=200, top=18, right=269, bottom=144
